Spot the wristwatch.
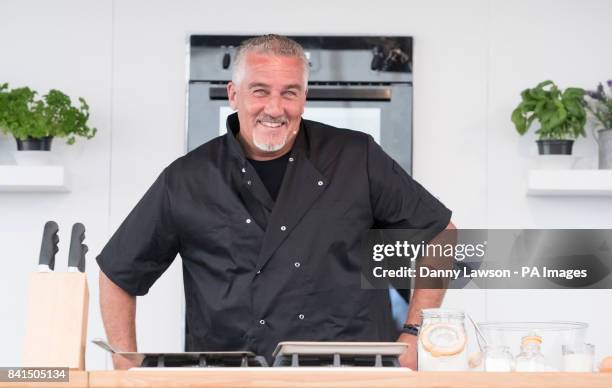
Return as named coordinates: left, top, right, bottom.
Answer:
left=402, top=323, right=421, bottom=336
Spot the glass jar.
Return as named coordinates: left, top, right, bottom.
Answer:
left=484, top=345, right=514, bottom=372
left=514, top=334, right=548, bottom=372
left=478, top=321, right=586, bottom=371
left=417, top=309, right=468, bottom=371
left=562, top=343, right=594, bottom=372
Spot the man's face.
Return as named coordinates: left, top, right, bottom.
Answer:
left=227, top=53, right=307, bottom=159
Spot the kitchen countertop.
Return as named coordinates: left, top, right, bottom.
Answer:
left=0, top=370, right=87, bottom=388
left=4, top=370, right=611, bottom=388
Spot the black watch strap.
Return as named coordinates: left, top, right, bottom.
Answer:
left=402, top=323, right=420, bottom=336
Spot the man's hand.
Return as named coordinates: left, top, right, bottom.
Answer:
left=397, top=332, right=418, bottom=370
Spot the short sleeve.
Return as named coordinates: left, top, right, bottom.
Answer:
left=367, top=135, right=452, bottom=241
left=96, top=168, right=179, bottom=296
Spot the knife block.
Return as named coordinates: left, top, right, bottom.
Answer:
left=22, top=272, right=89, bottom=370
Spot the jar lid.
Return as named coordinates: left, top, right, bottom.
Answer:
left=420, top=322, right=467, bottom=357
left=521, top=334, right=543, bottom=347
left=421, top=308, right=465, bottom=319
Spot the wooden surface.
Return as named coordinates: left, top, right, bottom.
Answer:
left=3, top=370, right=610, bottom=388
left=22, top=273, right=89, bottom=370
left=0, top=371, right=87, bottom=388
left=87, top=370, right=612, bottom=388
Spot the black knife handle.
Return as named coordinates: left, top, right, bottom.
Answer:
left=39, top=221, right=59, bottom=270
left=68, top=222, right=87, bottom=272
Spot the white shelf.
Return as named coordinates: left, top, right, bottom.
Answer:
left=0, top=165, right=69, bottom=192
left=527, top=169, right=612, bottom=196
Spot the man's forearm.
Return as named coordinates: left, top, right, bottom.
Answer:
left=406, top=221, right=455, bottom=325
left=99, top=271, right=137, bottom=356
left=404, top=287, right=446, bottom=325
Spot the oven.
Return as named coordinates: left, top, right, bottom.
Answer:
left=186, top=35, right=413, bottom=173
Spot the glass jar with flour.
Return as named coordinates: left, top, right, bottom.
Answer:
left=418, top=309, right=468, bottom=371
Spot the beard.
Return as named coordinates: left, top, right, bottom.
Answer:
left=252, top=114, right=291, bottom=152
left=253, top=133, right=287, bottom=152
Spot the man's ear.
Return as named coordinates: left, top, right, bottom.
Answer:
left=301, top=88, right=308, bottom=115
left=227, top=82, right=238, bottom=110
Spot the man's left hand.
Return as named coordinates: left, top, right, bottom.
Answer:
left=397, top=332, right=418, bottom=370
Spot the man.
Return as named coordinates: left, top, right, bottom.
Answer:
left=98, top=34, right=454, bottom=370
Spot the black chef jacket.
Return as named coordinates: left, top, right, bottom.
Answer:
left=97, top=113, right=452, bottom=362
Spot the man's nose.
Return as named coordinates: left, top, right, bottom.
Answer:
left=263, top=95, right=283, bottom=117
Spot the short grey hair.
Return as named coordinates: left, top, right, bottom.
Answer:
left=232, top=34, right=309, bottom=86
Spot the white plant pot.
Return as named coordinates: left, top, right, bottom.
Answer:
left=532, top=155, right=581, bottom=170
left=12, top=150, right=57, bottom=166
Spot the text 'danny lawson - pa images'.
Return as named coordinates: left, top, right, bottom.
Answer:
left=359, top=229, right=612, bottom=289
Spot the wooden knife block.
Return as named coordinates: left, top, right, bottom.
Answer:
left=22, top=272, right=89, bottom=370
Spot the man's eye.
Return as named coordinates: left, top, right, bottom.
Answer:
left=253, top=89, right=267, bottom=96
left=284, top=91, right=297, bottom=98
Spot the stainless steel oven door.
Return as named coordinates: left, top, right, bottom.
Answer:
left=186, top=83, right=412, bottom=173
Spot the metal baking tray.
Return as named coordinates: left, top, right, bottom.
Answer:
left=272, top=341, right=408, bottom=357
left=92, top=339, right=267, bottom=367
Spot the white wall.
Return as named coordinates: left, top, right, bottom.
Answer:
left=485, top=0, right=612, bottom=366
left=0, top=0, right=113, bottom=369
left=1, top=0, right=611, bottom=369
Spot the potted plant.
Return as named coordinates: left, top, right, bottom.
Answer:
left=584, top=80, right=612, bottom=169
left=0, top=83, right=96, bottom=151
left=511, top=80, right=586, bottom=155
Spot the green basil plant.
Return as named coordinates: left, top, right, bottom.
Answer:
left=511, top=80, right=586, bottom=140
left=0, top=83, right=96, bottom=145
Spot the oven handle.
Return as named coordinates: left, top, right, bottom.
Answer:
left=209, top=86, right=392, bottom=101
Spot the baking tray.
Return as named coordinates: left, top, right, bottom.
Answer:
left=272, top=342, right=408, bottom=357
left=92, top=339, right=264, bottom=367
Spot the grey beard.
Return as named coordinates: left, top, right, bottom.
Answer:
left=253, top=136, right=286, bottom=152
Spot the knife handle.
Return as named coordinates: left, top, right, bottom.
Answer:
left=38, top=221, right=59, bottom=271
left=68, top=222, right=87, bottom=272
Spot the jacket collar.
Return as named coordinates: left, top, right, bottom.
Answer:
left=225, top=112, right=309, bottom=163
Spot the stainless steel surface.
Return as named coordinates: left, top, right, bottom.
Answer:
left=92, top=338, right=119, bottom=354
left=208, top=86, right=393, bottom=101
left=188, top=36, right=412, bottom=83
left=272, top=342, right=406, bottom=368
left=92, top=339, right=267, bottom=367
